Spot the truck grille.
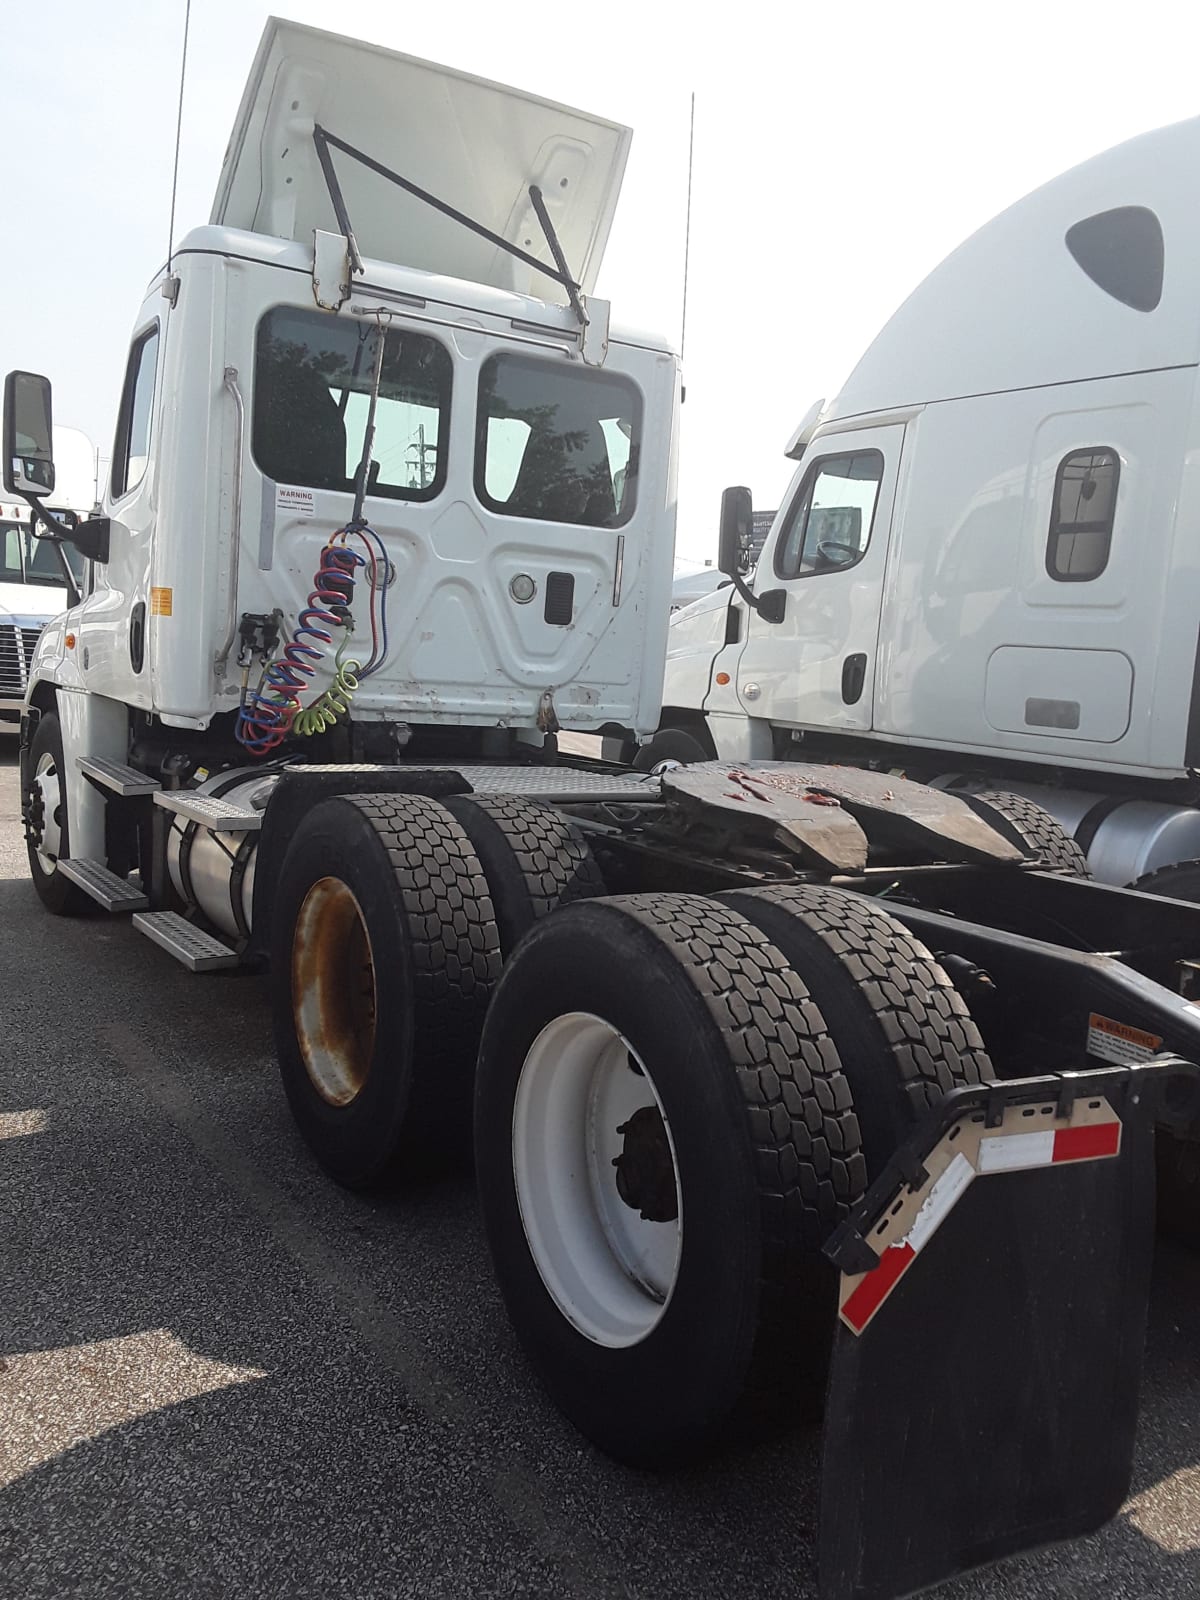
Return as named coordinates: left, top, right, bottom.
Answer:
left=0, top=625, right=42, bottom=699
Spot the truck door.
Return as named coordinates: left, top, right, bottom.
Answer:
left=733, top=424, right=903, bottom=732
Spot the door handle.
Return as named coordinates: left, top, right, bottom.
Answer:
left=842, top=652, right=867, bottom=706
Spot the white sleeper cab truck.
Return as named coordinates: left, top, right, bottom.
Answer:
left=0, top=427, right=91, bottom=725
left=9, top=23, right=1200, bottom=1597
left=646, top=115, right=1200, bottom=909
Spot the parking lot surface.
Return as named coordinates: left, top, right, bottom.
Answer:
left=3, top=740, right=1200, bottom=1598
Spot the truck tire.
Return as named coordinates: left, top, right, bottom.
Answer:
left=1129, top=860, right=1200, bottom=902
left=270, top=793, right=501, bottom=1188
left=971, top=790, right=1090, bottom=876
left=25, top=711, right=90, bottom=916
left=723, top=885, right=990, bottom=1174
left=474, top=893, right=863, bottom=1464
left=440, top=794, right=605, bottom=957
left=631, top=725, right=713, bottom=771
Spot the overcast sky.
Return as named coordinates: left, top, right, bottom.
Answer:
left=6, top=0, right=1200, bottom=563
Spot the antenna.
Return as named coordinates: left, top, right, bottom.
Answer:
left=164, top=0, right=193, bottom=287
left=680, top=92, right=696, bottom=359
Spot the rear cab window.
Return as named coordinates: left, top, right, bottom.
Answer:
left=253, top=307, right=452, bottom=500
left=475, top=353, right=641, bottom=527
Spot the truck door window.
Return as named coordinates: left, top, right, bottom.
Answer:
left=475, top=353, right=641, bottom=527
left=774, top=450, right=884, bottom=579
left=111, top=325, right=160, bottom=499
left=253, top=307, right=451, bottom=502
left=1046, top=449, right=1119, bottom=582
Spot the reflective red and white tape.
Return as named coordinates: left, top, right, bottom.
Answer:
left=840, top=1115, right=1122, bottom=1335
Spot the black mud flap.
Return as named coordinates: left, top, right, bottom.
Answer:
left=818, top=1058, right=1200, bottom=1600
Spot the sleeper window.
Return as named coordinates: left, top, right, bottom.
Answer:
left=774, top=451, right=884, bottom=580
left=253, top=307, right=452, bottom=501
left=1046, top=449, right=1119, bottom=582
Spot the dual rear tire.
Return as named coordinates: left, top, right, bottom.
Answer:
left=270, top=790, right=991, bottom=1462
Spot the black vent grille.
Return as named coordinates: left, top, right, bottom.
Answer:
left=0, top=625, right=40, bottom=698
left=544, top=571, right=575, bottom=627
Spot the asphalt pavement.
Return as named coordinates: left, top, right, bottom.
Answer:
left=3, top=736, right=1200, bottom=1599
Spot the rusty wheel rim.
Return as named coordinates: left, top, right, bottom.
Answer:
left=291, top=876, right=378, bottom=1107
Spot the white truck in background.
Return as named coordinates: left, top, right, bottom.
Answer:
left=639, top=115, right=1200, bottom=901
left=0, top=426, right=91, bottom=725
left=8, top=23, right=1200, bottom=1597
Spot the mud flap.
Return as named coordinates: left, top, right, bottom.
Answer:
left=818, top=1059, right=1200, bottom=1600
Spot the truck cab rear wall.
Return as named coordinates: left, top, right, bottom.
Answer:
left=64, top=233, right=677, bottom=736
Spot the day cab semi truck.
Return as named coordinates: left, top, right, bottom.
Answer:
left=9, top=21, right=1200, bottom=1597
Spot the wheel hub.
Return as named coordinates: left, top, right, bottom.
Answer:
left=291, top=877, right=377, bottom=1107
left=28, top=753, right=63, bottom=873
left=511, top=1012, right=683, bottom=1348
left=613, top=1105, right=679, bottom=1223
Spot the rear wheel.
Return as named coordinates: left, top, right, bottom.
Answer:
left=971, top=790, right=1089, bottom=876
left=440, top=794, right=605, bottom=957
left=25, top=710, right=89, bottom=916
left=723, top=885, right=990, bottom=1174
left=631, top=725, right=713, bottom=771
left=474, top=893, right=863, bottom=1464
left=270, top=793, right=500, bottom=1187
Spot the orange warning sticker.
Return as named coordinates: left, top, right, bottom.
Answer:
left=1087, top=1013, right=1162, bottom=1067
left=150, top=587, right=172, bottom=616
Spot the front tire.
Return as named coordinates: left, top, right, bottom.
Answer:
left=271, top=793, right=500, bottom=1187
left=475, top=893, right=864, bottom=1464
left=25, top=710, right=89, bottom=916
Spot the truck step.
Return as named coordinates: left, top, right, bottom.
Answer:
left=153, top=791, right=264, bottom=832
left=76, top=756, right=161, bottom=796
left=57, top=858, right=149, bottom=912
left=131, top=911, right=240, bottom=972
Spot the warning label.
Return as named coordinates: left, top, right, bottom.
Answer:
left=1086, top=1013, right=1163, bottom=1066
left=276, top=484, right=315, bottom=518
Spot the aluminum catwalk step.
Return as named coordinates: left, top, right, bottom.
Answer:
left=132, top=911, right=240, bottom=972
left=153, top=791, right=264, bottom=832
left=76, top=756, right=161, bottom=796
left=57, top=859, right=149, bottom=912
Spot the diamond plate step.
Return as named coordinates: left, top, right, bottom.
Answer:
left=57, top=858, right=149, bottom=912
left=77, top=756, right=160, bottom=796
left=132, top=911, right=240, bottom=972
left=154, top=791, right=263, bottom=832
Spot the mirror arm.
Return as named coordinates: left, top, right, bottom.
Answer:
left=20, top=493, right=82, bottom=606
left=729, top=570, right=761, bottom=612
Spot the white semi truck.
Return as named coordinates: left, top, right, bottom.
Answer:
left=0, top=428, right=91, bottom=724
left=635, top=115, right=1200, bottom=905
left=8, top=22, right=1200, bottom=1598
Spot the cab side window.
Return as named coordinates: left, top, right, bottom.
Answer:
left=774, top=450, right=884, bottom=579
left=111, top=326, right=160, bottom=500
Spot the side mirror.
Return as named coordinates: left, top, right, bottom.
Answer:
left=718, top=485, right=753, bottom=577
left=3, top=371, right=55, bottom=499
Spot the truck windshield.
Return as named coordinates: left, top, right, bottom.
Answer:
left=0, top=521, right=83, bottom=588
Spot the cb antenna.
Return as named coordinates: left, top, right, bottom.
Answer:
left=680, top=92, right=696, bottom=359
left=164, top=0, right=193, bottom=300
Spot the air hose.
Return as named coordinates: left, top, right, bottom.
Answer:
left=236, top=536, right=370, bottom=754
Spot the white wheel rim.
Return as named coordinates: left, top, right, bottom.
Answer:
left=512, top=1012, right=683, bottom=1348
left=32, top=749, right=63, bottom=875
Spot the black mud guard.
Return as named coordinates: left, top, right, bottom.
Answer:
left=818, top=1058, right=1200, bottom=1600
